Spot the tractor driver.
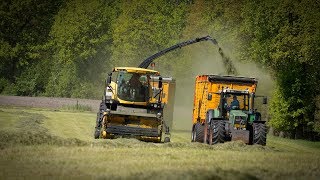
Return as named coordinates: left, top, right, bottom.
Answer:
left=224, top=95, right=240, bottom=111
left=230, top=95, right=240, bottom=110
left=129, top=74, right=142, bottom=88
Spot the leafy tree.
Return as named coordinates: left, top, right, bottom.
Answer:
left=240, top=0, right=320, bottom=138
left=0, top=0, right=63, bottom=95
left=111, top=0, right=188, bottom=74
left=46, top=0, right=120, bottom=98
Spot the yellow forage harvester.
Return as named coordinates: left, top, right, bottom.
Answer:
left=94, top=67, right=175, bottom=142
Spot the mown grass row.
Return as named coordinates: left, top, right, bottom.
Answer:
left=0, top=107, right=320, bottom=179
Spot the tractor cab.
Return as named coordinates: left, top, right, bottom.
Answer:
left=219, top=88, right=267, bottom=132
left=220, top=89, right=252, bottom=130
left=221, top=89, right=251, bottom=112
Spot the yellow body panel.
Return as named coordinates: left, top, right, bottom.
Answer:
left=149, top=81, right=170, bottom=103
left=192, top=75, right=257, bottom=125
left=113, top=67, right=159, bottom=74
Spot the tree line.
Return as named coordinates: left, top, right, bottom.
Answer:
left=1, top=0, right=319, bottom=139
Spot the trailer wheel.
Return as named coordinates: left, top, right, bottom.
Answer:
left=210, top=120, right=225, bottom=144
left=253, top=123, right=267, bottom=146
left=191, top=126, right=195, bottom=142
left=208, top=127, right=213, bottom=145
left=192, top=123, right=204, bottom=143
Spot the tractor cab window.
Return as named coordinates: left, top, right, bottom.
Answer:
left=117, top=71, right=149, bottom=102
left=223, top=93, right=250, bottom=111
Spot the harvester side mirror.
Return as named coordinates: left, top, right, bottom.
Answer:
left=263, top=97, right=268, bottom=104
left=158, top=77, right=163, bottom=89
left=106, top=73, right=112, bottom=85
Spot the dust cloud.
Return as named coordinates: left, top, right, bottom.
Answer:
left=172, top=44, right=274, bottom=131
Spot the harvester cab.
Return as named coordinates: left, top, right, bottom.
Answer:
left=104, top=67, right=161, bottom=108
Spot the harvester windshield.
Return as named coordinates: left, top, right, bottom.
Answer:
left=117, top=71, right=149, bottom=102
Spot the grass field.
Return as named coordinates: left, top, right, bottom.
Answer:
left=0, top=107, right=320, bottom=179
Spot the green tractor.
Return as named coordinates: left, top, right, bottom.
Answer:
left=191, top=75, right=268, bottom=145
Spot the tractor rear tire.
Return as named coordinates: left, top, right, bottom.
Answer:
left=192, top=123, right=204, bottom=143
left=253, top=123, right=267, bottom=146
left=211, top=120, right=226, bottom=144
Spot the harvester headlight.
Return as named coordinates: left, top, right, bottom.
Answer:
left=105, top=91, right=112, bottom=100
left=106, top=108, right=111, bottom=115
left=156, top=112, right=162, bottom=119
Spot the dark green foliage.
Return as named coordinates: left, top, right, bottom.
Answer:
left=239, top=0, right=320, bottom=138
left=0, top=0, right=63, bottom=94
left=45, top=0, right=120, bottom=98
left=111, top=0, right=188, bottom=73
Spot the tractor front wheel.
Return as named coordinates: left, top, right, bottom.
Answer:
left=253, top=123, right=267, bottom=146
left=210, top=120, right=226, bottom=144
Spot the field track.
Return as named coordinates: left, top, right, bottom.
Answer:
left=0, top=95, right=100, bottom=111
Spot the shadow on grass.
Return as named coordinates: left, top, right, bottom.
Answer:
left=89, top=137, right=276, bottom=153
left=98, top=168, right=258, bottom=180
left=0, top=111, right=88, bottom=149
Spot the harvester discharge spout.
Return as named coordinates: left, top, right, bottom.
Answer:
left=138, top=35, right=237, bottom=75
left=138, top=35, right=218, bottom=69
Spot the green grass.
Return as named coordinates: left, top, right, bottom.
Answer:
left=60, top=104, right=92, bottom=112
left=0, top=106, right=320, bottom=179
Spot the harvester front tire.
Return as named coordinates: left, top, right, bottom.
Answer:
left=94, top=101, right=106, bottom=139
left=192, top=123, right=204, bottom=143
left=164, top=137, right=170, bottom=143
left=94, top=128, right=100, bottom=139
left=211, top=120, right=226, bottom=144
left=253, top=123, right=267, bottom=146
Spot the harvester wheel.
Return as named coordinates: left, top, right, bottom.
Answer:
left=192, top=123, right=204, bottom=143
left=94, top=128, right=100, bottom=139
left=94, top=101, right=106, bottom=139
left=253, top=123, right=267, bottom=146
left=211, top=120, right=225, bottom=144
left=164, top=137, right=170, bottom=143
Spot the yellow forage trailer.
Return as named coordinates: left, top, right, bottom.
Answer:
left=191, top=75, right=267, bottom=145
